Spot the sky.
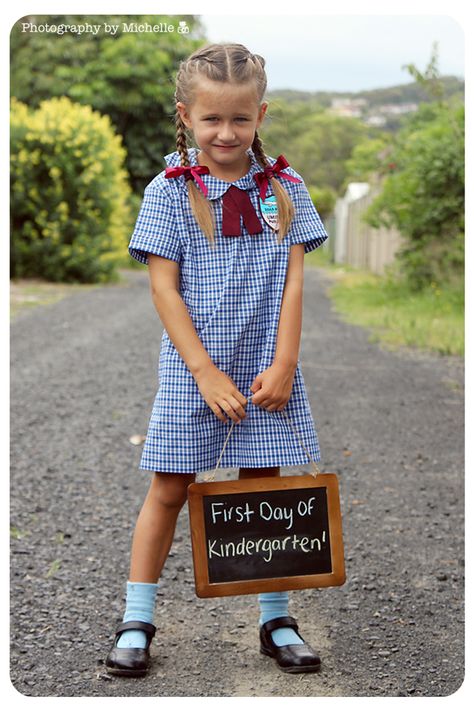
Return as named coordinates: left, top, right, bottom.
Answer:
left=201, top=15, right=464, bottom=93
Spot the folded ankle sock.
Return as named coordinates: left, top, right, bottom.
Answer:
left=258, top=591, right=304, bottom=647
left=116, top=581, right=159, bottom=649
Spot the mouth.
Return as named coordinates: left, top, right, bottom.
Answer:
left=213, top=144, right=239, bottom=149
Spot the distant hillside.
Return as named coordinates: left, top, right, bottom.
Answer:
left=267, top=76, right=464, bottom=131
left=267, top=76, right=464, bottom=108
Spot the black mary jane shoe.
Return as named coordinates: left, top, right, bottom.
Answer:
left=259, top=615, right=321, bottom=674
left=105, top=620, right=157, bottom=677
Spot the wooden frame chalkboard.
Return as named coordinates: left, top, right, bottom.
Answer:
left=187, top=473, right=345, bottom=597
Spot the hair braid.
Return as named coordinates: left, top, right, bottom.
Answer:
left=251, top=130, right=269, bottom=168
left=175, top=111, right=215, bottom=243
left=175, top=114, right=190, bottom=167
left=252, top=131, right=295, bottom=244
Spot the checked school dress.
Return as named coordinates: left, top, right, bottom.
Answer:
left=128, top=147, right=329, bottom=474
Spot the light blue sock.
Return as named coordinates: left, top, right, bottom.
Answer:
left=116, top=581, right=159, bottom=649
left=258, top=591, right=305, bottom=647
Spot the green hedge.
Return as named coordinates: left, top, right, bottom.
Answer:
left=11, top=96, right=133, bottom=283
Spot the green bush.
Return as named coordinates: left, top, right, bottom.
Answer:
left=363, top=102, right=464, bottom=291
left=307, top=185, right=337, bottom=221
left=11, top=96, right=133, bottom=283
left=10, top=15, right=205, bottom=194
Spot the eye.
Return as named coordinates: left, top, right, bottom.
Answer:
left=204, top=117, right=218, bottom=122
left=235, top=117, right=250, bottom=122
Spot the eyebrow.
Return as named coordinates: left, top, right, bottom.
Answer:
left=200, top=111, right=253, bottom=118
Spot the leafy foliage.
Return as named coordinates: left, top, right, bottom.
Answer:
left=261, top=100, right=371, bottom=193
left=363, top=102, right=464, bottom=290
left=307, top=185, right=337, bottom=221
left=11, top=96, right=133, bottom=283
left=343, top=135, right=392, bottom=187
left=10, top=14, right=205, bottom=193
left=344, top=45, right=464, bottom=290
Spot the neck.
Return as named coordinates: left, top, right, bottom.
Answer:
left=196, top=151, right=251, bottom=182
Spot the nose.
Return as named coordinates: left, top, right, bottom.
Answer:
left=217, top=122, right=236, bottom=143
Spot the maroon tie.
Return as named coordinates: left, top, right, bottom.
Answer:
left=222, top=185, right=263, bottom=236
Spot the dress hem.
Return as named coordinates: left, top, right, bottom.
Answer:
left=138, top=453, right=321, bottom=475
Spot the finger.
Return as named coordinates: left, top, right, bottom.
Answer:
left=234, top=391, right=248, bottom=408
left=219, top=399, right=242, bottom=423
left=228, top=395, right=247, bottom=419
left=211, top=404, right=228, bottom=423
left=255, top=395, right=272, bottom=409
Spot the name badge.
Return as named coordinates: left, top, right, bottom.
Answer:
left=259, top=195, right=279, bottom=231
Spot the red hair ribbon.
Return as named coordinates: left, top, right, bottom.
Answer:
left=253, top=154, right=302, bottom=200
left=165, top=165, right=210, bottom=197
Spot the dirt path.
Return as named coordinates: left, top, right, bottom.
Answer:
left=10, top=267, right=464, bottom=697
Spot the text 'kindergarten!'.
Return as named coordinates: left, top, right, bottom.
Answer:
left=20, top=21, right=190, bottom=36
left=206, top=495, right=329, bottom=563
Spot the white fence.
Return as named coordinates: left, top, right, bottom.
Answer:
left=332, top=183, right=403, bottom=275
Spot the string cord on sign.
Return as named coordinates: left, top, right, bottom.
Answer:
left=203, top=394, right=321, bottom=482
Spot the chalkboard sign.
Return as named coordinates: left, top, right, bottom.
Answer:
left=187, top=474, right=345, bottom=597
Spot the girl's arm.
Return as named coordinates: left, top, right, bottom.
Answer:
left=273, top=243, right=305, bottom=369
left=147, top=254, right=247, bottom=423
left=250, top=243, right=305, bottom=410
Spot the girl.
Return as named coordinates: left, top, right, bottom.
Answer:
left=106, top=42, right=329, bottom=677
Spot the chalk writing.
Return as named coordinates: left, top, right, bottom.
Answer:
left=208, top=531, right=327, bottom=563
left=209, top=496, right=317, bottom=531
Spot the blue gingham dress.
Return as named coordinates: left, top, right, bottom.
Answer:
left=128, top=148, right=328, bottom=474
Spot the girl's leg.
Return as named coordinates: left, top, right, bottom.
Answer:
left=117, top=472, right=195, bottom=650
left=129, top=471, right=195, bottom=582
left=238, top=466, right=304, bottom=647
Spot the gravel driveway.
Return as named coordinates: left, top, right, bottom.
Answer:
left=10, top=266, right=464, bottom=697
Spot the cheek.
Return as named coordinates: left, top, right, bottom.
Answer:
left=195, top=125, right=215, bottom=140
left=240, top=124, right=257, bottom=140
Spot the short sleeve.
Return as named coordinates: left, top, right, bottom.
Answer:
left=128, top=186, right=182, bottom=265
left=289, top=182, right=329, bottom=253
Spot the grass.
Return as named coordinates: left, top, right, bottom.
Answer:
left=10, top=278, right=98, bottom=320
left=9, top=272, right=136, bottom=320
left=305, top=248, right=464, bottom=357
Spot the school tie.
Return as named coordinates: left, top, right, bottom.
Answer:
left=222, top=185, right=263, bottom=237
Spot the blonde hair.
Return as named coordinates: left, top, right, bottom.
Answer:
left=174, top=43, right=296, bottom=246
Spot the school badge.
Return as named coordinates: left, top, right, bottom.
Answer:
left=259, top=194, right=279, bottom=231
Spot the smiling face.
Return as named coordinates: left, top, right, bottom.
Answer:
left=176, top=78, right=267, bottom=180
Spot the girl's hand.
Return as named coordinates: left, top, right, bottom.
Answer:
left=250, top=362, right=296, bottom=412
left=194, top=363, right=248, bottom=424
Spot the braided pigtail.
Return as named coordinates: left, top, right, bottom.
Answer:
left=252, top=131, right=295, bottom=244
left=175, top=113, right=216, bottom=246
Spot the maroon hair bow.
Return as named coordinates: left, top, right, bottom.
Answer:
left=165, top=165, right=210, bottom=197
left=253, top=154, right=302, bottom=200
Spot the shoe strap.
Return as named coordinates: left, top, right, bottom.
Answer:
left=115, top=620, right=156, bottom=642
left=261, top=615, right=299, bottom=634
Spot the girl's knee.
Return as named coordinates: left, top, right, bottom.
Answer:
left=149, top=472, right=195, bottom=509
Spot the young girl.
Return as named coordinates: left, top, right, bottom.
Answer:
left=106, top=42, right=329, bottom=677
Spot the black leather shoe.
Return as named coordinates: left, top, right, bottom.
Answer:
left=259, top=615, right=321, bottom=673
left=105, top=620, right=156, bottom=677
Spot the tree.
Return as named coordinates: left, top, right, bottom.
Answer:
left=10, top=14, right=206, bottom=193
left=364, top=102, right=464, bottom=289
left=261, top=102, right=371, bottom=193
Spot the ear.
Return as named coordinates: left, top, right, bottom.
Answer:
left=176, top=101, right=193, bottom=129
left=256, top=101, right=268, bottom=128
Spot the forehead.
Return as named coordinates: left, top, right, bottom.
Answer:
left=191, top=78, right=260, bottom=113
